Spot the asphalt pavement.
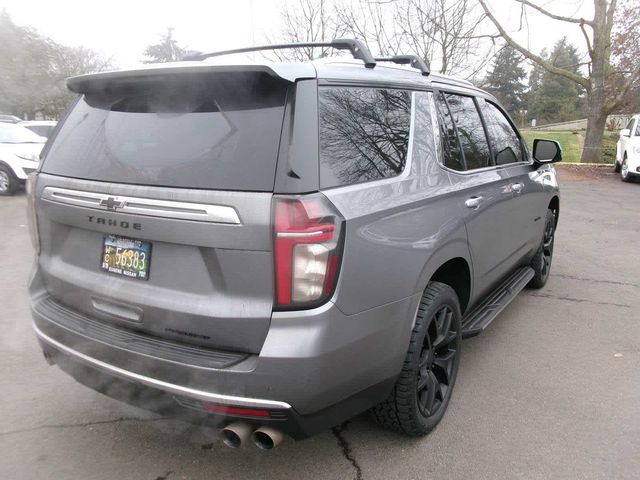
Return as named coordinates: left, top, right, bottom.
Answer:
left=1, top=166, right=638, bottom=480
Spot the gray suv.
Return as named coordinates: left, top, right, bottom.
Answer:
left=27, top=39, right=561, bottom=450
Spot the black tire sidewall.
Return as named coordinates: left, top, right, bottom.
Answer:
left=0, top=165, right=17, bottom=196
left=406, top=283, right=462, bottom=434
left=527, top=208, right=555, bottom=289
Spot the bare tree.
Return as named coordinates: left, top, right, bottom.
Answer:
left=610, top=0, right=640, bottom=114
left=333, top=0, right=494, bottom=77
left=334, top=1, right=403, bottom=57
left=270, top=0, right=493, bottom=78
left=479, top=0, right=640, bottom=163
left=0, top=11, right=110, bottom=119
left=400, top=0, right=493, bottom=76
left=267, top=0, right=348, bottom=61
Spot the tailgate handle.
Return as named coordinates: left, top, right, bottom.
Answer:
left=91, top=297, right=143, bottom=323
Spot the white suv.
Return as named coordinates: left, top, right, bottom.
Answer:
left=615, top=114, right=640, bottom=182
left=0, top=123, right=45, bottom=195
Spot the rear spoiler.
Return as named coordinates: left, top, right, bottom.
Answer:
left=66, top=63, right=317, bottom=94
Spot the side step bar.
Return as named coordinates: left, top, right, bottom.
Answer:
left=461, top=266, right=535, bottom=338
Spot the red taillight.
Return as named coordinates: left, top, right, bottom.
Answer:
left=203, top=404, right=270, bottom=417
left=273, top=194, right=344, bottom=309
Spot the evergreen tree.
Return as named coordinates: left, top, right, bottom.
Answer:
left=526, top=48, right=547, bottom=121
left=528, top=37, right=583, bottom=125
left=142, top=28, right=186, bottom=63
left=484, top=45, right=526, bottom=115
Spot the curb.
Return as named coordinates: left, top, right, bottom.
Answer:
left=556, top=162, right=612, bottom=168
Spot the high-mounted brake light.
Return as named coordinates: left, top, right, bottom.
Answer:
left=273, top=195, right=344, bottom=309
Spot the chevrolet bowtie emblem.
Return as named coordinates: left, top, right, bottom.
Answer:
left=99, top=196, right=126, bottom=211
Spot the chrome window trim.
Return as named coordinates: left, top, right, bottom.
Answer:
left=33, top=323, right=291, bottom=410
left=41, top=186, right=241, bottom=224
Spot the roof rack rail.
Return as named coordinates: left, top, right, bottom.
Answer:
left=375, top=55, right=430, bottom=76
left=183, top=38, right=377, bottom=69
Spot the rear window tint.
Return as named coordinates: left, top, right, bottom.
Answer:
left=42, top=72, right=289, bottom=191
left=319, top=86, right=412, bottom=188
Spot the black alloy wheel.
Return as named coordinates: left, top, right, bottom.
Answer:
left=416, top=305, right=459, bottom=418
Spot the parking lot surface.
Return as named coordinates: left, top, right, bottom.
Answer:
left=1, top=167, right=639, bottom=480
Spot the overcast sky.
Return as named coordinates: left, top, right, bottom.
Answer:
left=0, top=0, right=593, bottom=73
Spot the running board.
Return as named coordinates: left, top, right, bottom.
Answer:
left=461, top=266, right=534, bottom=338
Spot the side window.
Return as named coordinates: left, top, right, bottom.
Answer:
left=318, top=86, right=412, bottom=188
left=479, top=100, right=524, bottom=165
left=444, top=93, right=492, bottom=170
left=434, top=92, right=465, bottom=171
left=634, top=120, right=640, bottom=137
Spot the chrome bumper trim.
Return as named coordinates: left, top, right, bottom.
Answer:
left=33, top=323, right=291, bottom=410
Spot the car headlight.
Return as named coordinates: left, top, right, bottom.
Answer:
left=15, top=152, right=40, bottom=162
left=634, top=146, right=640, bottom=155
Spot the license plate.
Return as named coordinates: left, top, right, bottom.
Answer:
left=100, top=235, right=151, bottom=280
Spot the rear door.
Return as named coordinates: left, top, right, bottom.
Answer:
left=433, top=91, right=520, bottom=299
left=34, top=69, right=296, bottom=353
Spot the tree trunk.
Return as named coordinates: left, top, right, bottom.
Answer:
left=582, top=107, right=607, bottom=163
left=580, top=0, right=609, bottom=164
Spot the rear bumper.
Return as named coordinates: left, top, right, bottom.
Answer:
left=31, top=291, right=419, bottom=439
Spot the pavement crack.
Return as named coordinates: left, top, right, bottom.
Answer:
left=525, top=292, right=631, bottom=308
left=155, top=471, right=174, bottom=480
left=0, top=415, right=170, bottom=437
left=552, top=273, right=639, bottom=289
left=331, top=422, right=363, bottom=480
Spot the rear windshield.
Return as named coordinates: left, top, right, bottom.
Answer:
left=42, top=72, right=289, bottom=191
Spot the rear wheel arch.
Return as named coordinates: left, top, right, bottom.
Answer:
left=429, top=258, right=471, bottom=315
left=0, top=160, right=17, bottom=175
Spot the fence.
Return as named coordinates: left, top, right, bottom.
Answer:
left=528, top=114, right=633, bottom=131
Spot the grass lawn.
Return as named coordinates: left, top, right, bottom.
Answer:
left=520, top=129, right=618, bottom=164
left=521, top=130, right=582, bottom=163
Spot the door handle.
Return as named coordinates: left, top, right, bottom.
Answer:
left=512, top=182, right=524, bottom=193
left=465, top=196, right=483, bottom=209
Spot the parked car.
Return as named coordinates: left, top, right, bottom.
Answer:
left=27, top=39, right=561, bottom=450
left=0, top=114, right=23, bottom=124
left=614, top=114, right=640, bottom=182
left=0, top=123, right=46, bottom=195
left=19, top=120, right=57, bottom=139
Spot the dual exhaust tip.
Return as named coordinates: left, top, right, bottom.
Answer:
left=221, top=422, right=284, bottom=450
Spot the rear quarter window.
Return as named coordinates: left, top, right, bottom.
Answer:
left=318, top=86, right=412, bottom=188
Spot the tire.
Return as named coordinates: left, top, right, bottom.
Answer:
left=527, top=208, right=555, bottom=289
left=613, top=159, right=621, bottom=173
left=370, top=281, right=462, bottom=436
left=621, top=155, right=632, bottom=183
left=0, top=165, right=18, bottom=196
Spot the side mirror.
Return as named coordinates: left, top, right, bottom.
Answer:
left=533, top=139, right=562, bottom=165
left=620, top=128, right=631, bottom=138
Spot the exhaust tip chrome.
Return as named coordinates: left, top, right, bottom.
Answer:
left=221, top=422, right=252, bottom=449
left=252, top=426, right=284, bottom=450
